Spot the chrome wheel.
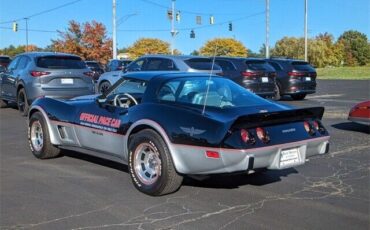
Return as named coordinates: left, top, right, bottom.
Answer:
left=31, top=121, right=44, bottom=152
left=134, top=143, right=162, bottom=185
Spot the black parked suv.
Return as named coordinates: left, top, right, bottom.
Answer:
left=215, top=57, right=276, bottom=98
left=266, top=58, right=317, bottom=100
left=85, top=61, right=105, bottom=81
left=0, top=55, right=11, bottom=68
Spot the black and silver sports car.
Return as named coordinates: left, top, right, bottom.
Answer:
left=27, top=72, right=330, bottom=196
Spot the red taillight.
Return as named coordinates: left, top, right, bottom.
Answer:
left=304, top=121, right=315, bottom=135
left=312, top=120, right=326, bottom=134
left=310, top=72, right=317, bottom=78
left=241, top=129, right=255, bottom=144
left=288, top=71, right=305, bottom=77
left=256, top=127, right=270, bottom=143
left=241, top=71, right=259, bottom=78
left=30, top=71, right=50, bottom=77
left=206, top=151, right=220, bottom=159
left=84, top=71, right=94, bottom=77
left=313, top=121, right=319, bottom=130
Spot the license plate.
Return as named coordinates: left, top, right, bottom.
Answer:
left=61, top=78, right=73, bottom=84
left=262, top=77, right=268, bottom=83
left=305, top=77, right=311, bottom=81
left=280, top=148, right=300, bottom=167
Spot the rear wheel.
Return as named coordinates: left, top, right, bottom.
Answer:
left=99, top=81, right=111, bottom=94
left=17, top=88, right=29, bottom=116
left=128, top=129, right=183, bottom=196
left=28, top=112, right=62, bottom=159
left=291, top=94, right=306, bottom=100
left=273, top=83, right=281, bottom=101
left=0, top=99, right=8, bottom=108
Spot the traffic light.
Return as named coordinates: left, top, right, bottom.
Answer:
left=167, top=10, right=173, bottom=20
left=228, top=22, right=233, bottom=31
left=196, top=16, right=201, bottom=25
left=210, top=16, right=214, bottom=25
left=176, top=11, right=181, bottom=22
left=12, top=22, right=18, bottom=32
left=190, top=30, right=195, bottom=39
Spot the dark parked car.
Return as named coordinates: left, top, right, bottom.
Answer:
left=85, top=61, right=105, bottom=81
left=0, top=52, right=95, bottom=115
left=266, top=58, right=317, bottom=100
left=215, top=57, right=277, bottom=98
left=106, top=59, right=132, bottom=72
left=0, top=55, right=11, bottom=67
left=27, top=71, right=329, bottom=196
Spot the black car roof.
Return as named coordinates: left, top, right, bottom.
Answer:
left=122, top=71, right=221, bottom=82
left=266, top=58, right=308, bottom=63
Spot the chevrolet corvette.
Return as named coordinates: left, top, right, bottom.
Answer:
left=27, top=72, right=330, bottom=195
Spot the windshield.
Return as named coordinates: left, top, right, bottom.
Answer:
left=37, top=56, right=86, bottom=69
left=110, top=79, right=148, bottom=95
left=158, top=77, right=267, bottom=108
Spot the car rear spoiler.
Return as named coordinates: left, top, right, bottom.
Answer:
left=231, top=107, right=325, bottom=129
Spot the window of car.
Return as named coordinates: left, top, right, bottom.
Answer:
left=7, top=56, right=21, bottom=70
left=128, top=59, right=145, bottom=71
left=37, top=56, right=86, bottom=69
left=110, top=79, right=148, bottom=95
left=215, top=60, right=236, bottom=71
left=184, top=58, right=222, bottom=71
left=291, top=61, right=315, bottom=71
left=245, top=60, right=274, bottom=71
left=17, top=56, right=31, bottom=69
left=268, top=62, right=282, bottom=71
left=158, top=77, right=266, bottom=108
left=145, top=58, right=178, bottom=71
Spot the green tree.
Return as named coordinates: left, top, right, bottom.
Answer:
left=338, top=30, right=370, bottom=66
left=199, top=38, right=247, bottom=57
left=0, top=45, right=41, bottom=57
left=126, top=38, right=171, bottom=59
left=271, top=36, right=305, bottom=59
left=308, top=33, right=344, bottom=67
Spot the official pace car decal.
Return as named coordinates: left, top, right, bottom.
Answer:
left=79, top=112, right=121, bottom=133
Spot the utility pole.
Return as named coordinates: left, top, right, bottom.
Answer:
left=24, top=18, right=29, bottom=52
left=170, top=0, right=177, bottom=55
left=304, top=0, right=308, bottom=61
left=265, top=0, right=270, bottom=59
left=112, top=0, right=117, bottom=59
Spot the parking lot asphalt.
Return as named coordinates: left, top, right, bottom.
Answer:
left=0, top=80, right=369, bottom=230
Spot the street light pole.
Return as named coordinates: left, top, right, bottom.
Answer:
left=112, top=0, right=117, bottom=59
left=265, top=0, right=270, bottom=59
left=170, top=0, right=176, bottom=55
left=304, top=0, right=308, bottom=61
left=24, top=18, right=29, bottom=52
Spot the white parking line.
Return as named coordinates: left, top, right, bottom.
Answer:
left=307, top=94, right=344, bottom=99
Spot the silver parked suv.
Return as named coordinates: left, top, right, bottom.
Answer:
left=0, top=52, right=95, bottom=115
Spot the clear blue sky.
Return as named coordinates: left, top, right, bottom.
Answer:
left=0, top=0, right=369, bottom=54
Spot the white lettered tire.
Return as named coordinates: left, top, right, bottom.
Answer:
left=128, top=129, right=183, bottom=196
left=28, top=112, right=61, bottom=159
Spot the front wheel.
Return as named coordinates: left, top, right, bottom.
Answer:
left=28, top=112, right=62, bottom=159
left=128, top=129, right=183, bottom=196
left=291, top=94, right=306, bottom=100
left=99, top=81, right=111, bottom=94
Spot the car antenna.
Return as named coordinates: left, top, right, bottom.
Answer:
left=201, top=46, right=218, bottom=116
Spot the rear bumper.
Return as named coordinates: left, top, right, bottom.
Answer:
left=242, top=82, right=276, bottom=97
left=348, top=116, right=370, bottom=125
left=170, top=136, right=330, bottom=174
left=26, top=83, right=95, bottom=104
left=281, top=80, right=316, bottom=95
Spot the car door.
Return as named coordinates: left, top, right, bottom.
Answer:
left=74, top=101, right=128, bottom=159
left=1, top=56, right=21, bottom=100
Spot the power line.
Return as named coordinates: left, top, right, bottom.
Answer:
left=0, top=0, right=83, bottom=24
left=139, top=0, right=251, bottom=16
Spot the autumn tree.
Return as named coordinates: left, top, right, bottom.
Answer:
left=52, top=20, right=112, bottom=64
left=199, top=38, right=247, bottom=57
left=338, top=30, right=370, bottom=66
left=126, top=38, right=171, bottom=59
left=271, top=36, right=305, bottom=59
left=308, top=33, right=344, bottom=67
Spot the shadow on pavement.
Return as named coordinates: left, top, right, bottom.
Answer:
left=183, top=168, right=298, bottom=189
left=332, top=122, right=370, bottom=134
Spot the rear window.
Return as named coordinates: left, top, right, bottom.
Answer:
left=184, top=58, right=222, bottom=71
left=0, top=57, right=11, bottom=65
left=245, top=60, right=274, bottom=71
left=37, top=56, right=86, bottom=69
left=291, top=61, right=315, bottom=71
left=86, top=62, right=100, bottom=68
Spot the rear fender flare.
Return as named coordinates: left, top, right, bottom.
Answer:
left=125, top=119, right=181, bottom=172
